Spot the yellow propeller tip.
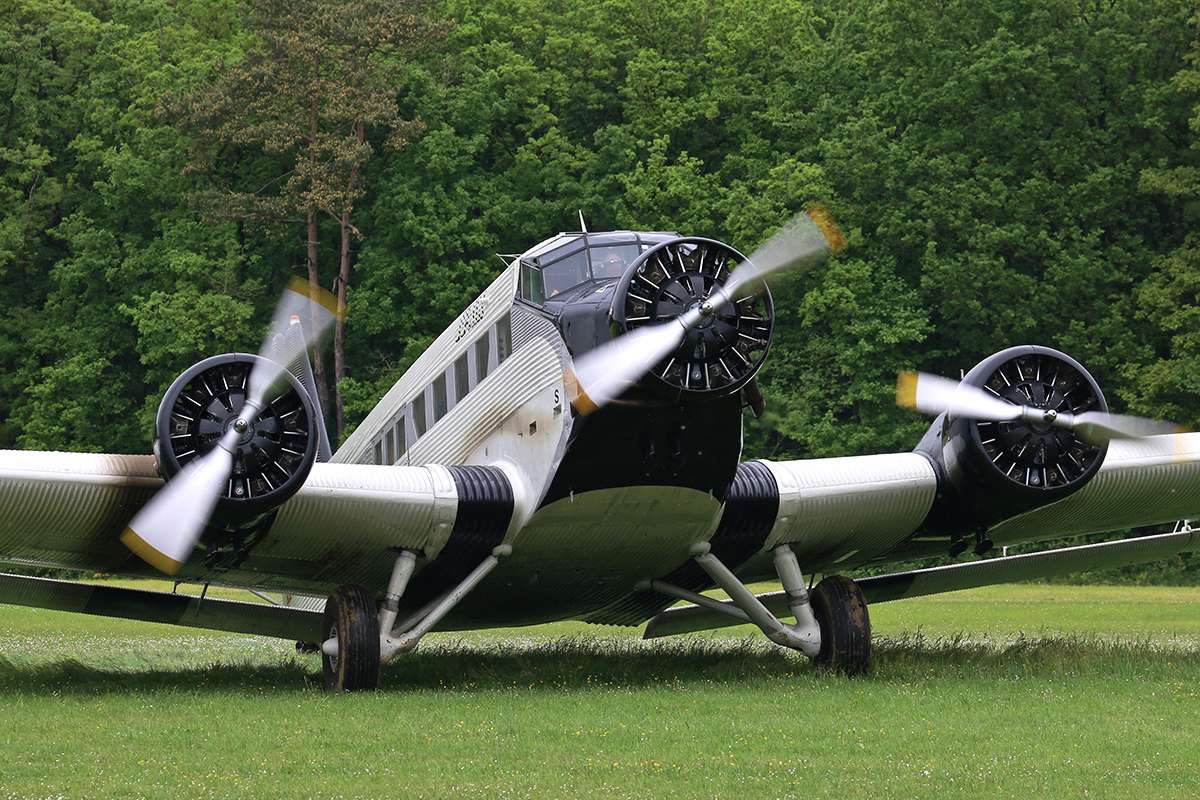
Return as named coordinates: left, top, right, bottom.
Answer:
left=563, top=369, right=599, bottom=416
left=896, top=371, right=918, bottom=409
left=806, top=203, right=847, bottom=254
left=120, top=527, right=182, bottom=575
left=286, top=276, right=345, bottom=321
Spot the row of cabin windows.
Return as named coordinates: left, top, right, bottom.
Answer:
left=371, top=312, right=512, bottom=465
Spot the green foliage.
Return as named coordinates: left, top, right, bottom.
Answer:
left=0, top=1, right=1196, bottom=564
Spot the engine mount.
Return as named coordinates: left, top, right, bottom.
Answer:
left=612, top=237, right=774, bottom=398
left=154, top=353, right=319, bottom=521
left=916, top=345, right=1109, bottom=534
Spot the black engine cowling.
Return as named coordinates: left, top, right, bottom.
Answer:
left=916, top=345, right=1109, bottom=535
left=611, top=237, right=774, bottom=399
left=154, top=353, right=319, bottom=522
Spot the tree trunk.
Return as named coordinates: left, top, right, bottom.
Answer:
left=332, top=121, right=364, bottom=440
left=305, top=91, right=332, bottom=428
left=306, top=207, right=332, bottom=419
left=334, top=209, right=350, bottom=438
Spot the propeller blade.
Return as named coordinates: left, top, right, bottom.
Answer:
left=567, top=206, right=845, bottom=414
left=717, top=204, right=846, bottom=304
left=567, top=308, right=703, bottom=413
left=122, top=277, right=341, bottom=574
left=1065, top=411, right=1184, bottom=445
left=120, top=428, right=240, bottom=574
left=897, top=371, right=1186, bottom=447
left=896, top=371, right=1023, bottom=421
left=246, top=277, right=341, bottom=410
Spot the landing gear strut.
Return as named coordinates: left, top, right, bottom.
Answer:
left=645, top=543, right=873, bottom=675
left=319, top=545, right=512, bottom=692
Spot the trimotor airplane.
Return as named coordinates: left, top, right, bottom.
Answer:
left=1, top=208, right=1197, bottom=691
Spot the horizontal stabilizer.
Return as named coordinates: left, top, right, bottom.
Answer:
left=0, top=572, right=325, bottom=642
left=644, top=525, right=1198, bottom=639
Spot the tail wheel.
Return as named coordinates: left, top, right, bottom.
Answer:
left=810, top=575, right=871, bottom=676
left=322, top=584, right=380, bottom=692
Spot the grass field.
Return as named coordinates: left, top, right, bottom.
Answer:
left=2, top=583, right=1199, bottom=799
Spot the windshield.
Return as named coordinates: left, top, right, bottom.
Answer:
left=520, top=238, right=650, bottom=305
left=589, top=244, right=640, bottom=279
left=541, top=250, right=589, bottom=297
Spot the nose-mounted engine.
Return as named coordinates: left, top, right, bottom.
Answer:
left=611, top=237, right=774, bottom=400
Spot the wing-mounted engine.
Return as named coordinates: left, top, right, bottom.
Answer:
left=915, top=345, right=1109, bottom=535
left=155, top=353, right=319, bottom=524
left=610, top=237, right=774, bottom=399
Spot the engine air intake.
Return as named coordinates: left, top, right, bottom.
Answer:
left=612, top=237, right=774, bottom=397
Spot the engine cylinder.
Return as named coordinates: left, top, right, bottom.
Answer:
left=917, top=345, right=1109, bottom=533
left=611, top=237, right=774, bottom=398
left=154, top=353, right=319, bottom=521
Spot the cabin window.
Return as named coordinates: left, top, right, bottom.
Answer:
left=394, top=415, right=407, bottom=457
left=384, top=425, right=395, bottom=464
left=454, top=352, right=469, bottom=403
left=433, top=372, right=448, bottom=420
left=497, top=312, right=512, bottom=364
left=413, top=392, right=427, bottom=437
left=373, top=441, right=383, bottom=465
left=520, top=261, right=545, bottom=304
left=475, top=335, right=490, bottom=382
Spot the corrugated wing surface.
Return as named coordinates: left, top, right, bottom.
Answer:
left=990, top=432, right=1200, bottom=543
left=752, top=453, right=938, bottom=572
left=0, top=450, right=457, bottom=593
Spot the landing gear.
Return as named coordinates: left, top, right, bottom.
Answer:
left=810, top=575, right=871, bottom=676
left=645, top=544, right=873, bottom=676
left=318, top=545, right=512, bottom=692
left=321, top=585, right=380, bottom=692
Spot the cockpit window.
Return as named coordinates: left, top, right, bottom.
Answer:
left=520, top=261, right=545, bottom=304
left=589, top=244, right=640, bottom=280
left=541, top=249, right=589, bottom=297
left=517, top=234, right=669, bottom=307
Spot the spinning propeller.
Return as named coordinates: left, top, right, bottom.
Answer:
left=566, top=206, right=846, bottom=413
left=896, top=370, right=1184, bottom=446
left=121, top=279, right=340, bottom=574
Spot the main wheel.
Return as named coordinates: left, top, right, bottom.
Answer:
left=810, top=575, right=871, bottom=676
left=322, top=584, right=380, bottom=692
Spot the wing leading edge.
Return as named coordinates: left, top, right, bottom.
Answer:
left=0, top=449, right=501, bottom=594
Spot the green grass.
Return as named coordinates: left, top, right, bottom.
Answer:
left=2, top=584, right=1199, bottom=799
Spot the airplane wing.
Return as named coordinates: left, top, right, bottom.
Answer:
left=0, top=449, right=512, bottom=596
left=642, top=432, right=1200, bottom=637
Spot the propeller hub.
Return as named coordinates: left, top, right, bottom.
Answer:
left=233, top=417, right=250, bottom=434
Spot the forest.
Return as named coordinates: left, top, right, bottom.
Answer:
left=1, top=0, right=1197, bottom=470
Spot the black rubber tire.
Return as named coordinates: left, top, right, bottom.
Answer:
left=322, top=585, right=381, bottom=692
left=810, top=575, right=872, bottom=676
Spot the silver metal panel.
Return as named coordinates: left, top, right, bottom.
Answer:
left=990, top=432, right=1200, bottom=544
left=333, top=263, right=519, bottom=465
left=0, top=571, right=324, bottom=641
left=0, top=451, right=158, bottom=569
left=442, top=486, right=720, bottom=627
left=408, top=333, right=565, bottom=471
left=250, top=462, right=458, bottom=569
left=757, top=453, right=938, bottom=568
left=0, top=450, right=458, bottom=593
